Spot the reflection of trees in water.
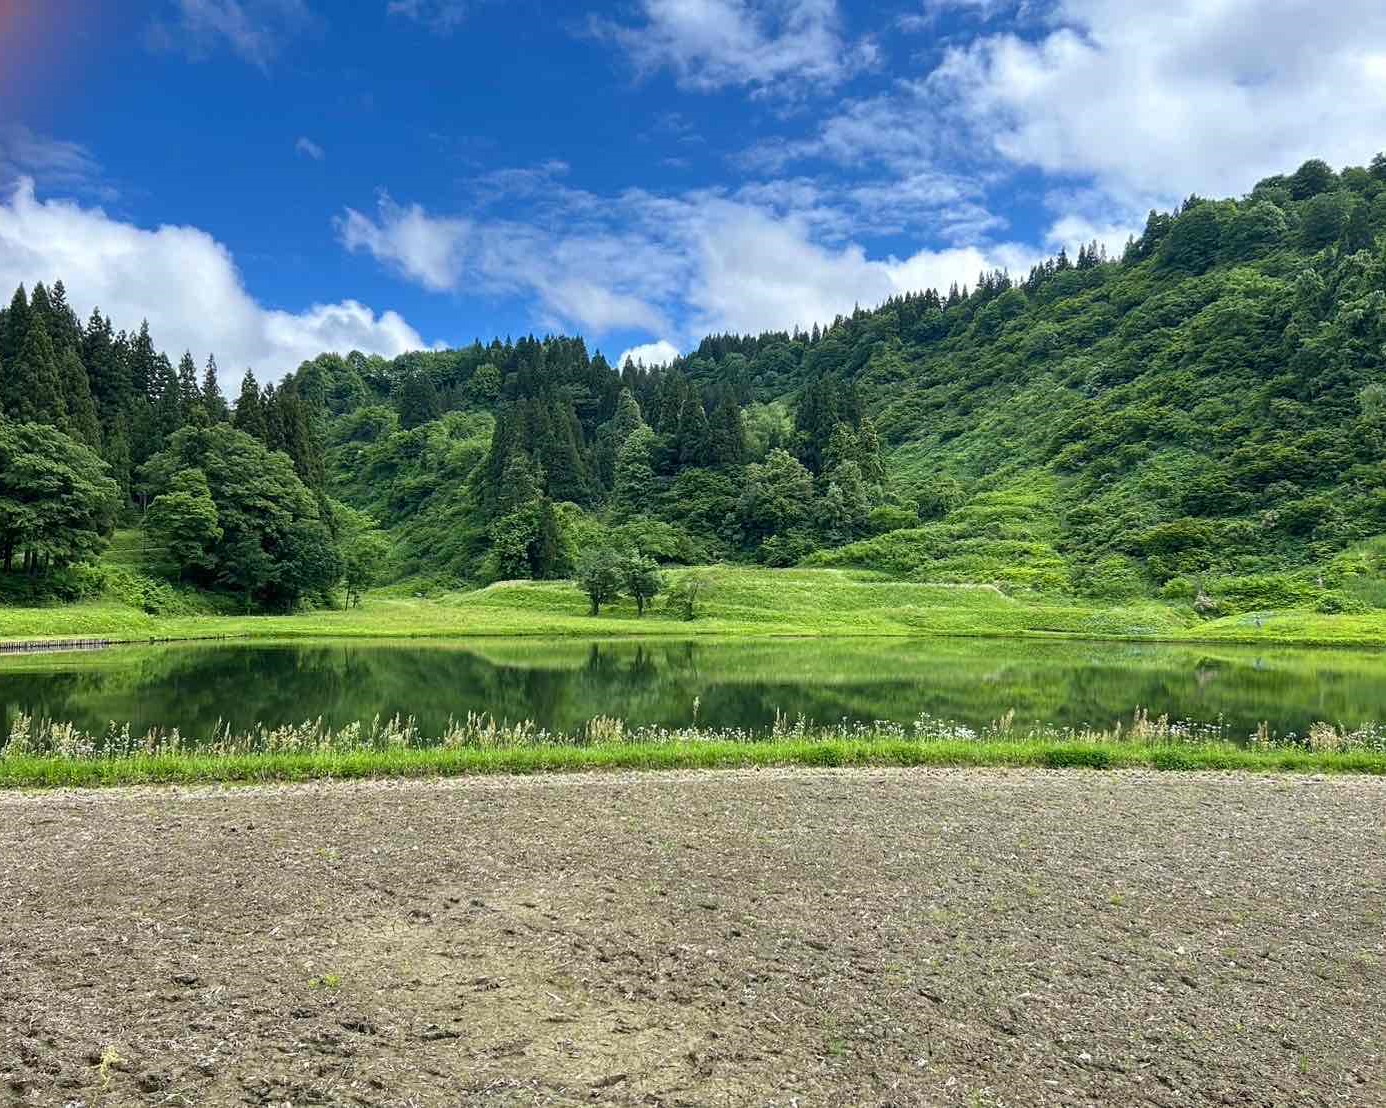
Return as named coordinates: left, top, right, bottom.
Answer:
left=3, top=639, right=1386, bottom=743
left=0, top=670, right=87, bottom=739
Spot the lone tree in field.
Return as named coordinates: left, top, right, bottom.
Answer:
left=342, top=529, right=391, bottom=607
left=576, top=547, right=624, bottom=616
left=665, top=571, right=713, bottom=621
left=621, top=552, right=663, bottom=616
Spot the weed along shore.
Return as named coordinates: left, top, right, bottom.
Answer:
left=3, top=768, right=1383, bottom=1105
left=3, top=711, right=1384, bottom=789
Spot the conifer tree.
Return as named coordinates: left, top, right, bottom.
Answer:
left=498, top=452, right=543, bottom=516
left=2, top=286, right=30, bottom=405
left=202, top=356, right=229, bottom=422
left=531, top=498, right=566, bottom=580
left=129, top=321, right=159, bottom=400
left=58, top=348, right=101, bottom=448
left=44, top=281, right=83, bottom=355
left=233, top=370, right=267, bottom=442
left=610, top=388, right=643, bottom=447
left=153, top=354, right=183, bottom=441
left=13, top=314, right=67, bottom=425
left=477, top=404, right=521, bottom=518
left=274, top=393, right=324, bottom=488
left=104, top=413, right=133, bottom=504
left=262, top=383, right=287, bottom=452
left=857, top=416, right=885, bottom=487
left=529, top=398, right=592, bottom=504
left=612, top=424, right=657, bottom=522
left=676, top=391, right=711, bottom=466
left=27, top=282, right=53, bottom=332
left=654, top=371, right=689, bottom=434
left=707, top=395, right=746, bottom=467
left=177, top=352, right=203, bottom=423
left=82, top=309, right=128, bottom=424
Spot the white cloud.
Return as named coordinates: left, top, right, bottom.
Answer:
left=929, top=0, right=1386, bottom=207
left=1044, top=213, right=1138, bottom=260
left=338, top=194, right=470, bottom=292
left=339, top=181, right=1031, bottom=345
left=338, top=190, right=679, bottom=333
left=145, top=0, right=313, bottom=70
left=294, top=136, right=325, bottom=161
left=596, top=0, right=875, bottom=95
left=885, top=242, right=1040, bottom=295
left=0, top=179, right=428, bottom=389
left=751, top=0, right=1386, bottom=248
left=616, top=340, right=682, bottom=369
left=386, top=0, right=471, bottom=32
left=683, top=200, right=1035, bottom=335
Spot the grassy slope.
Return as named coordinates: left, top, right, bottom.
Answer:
left=3, top=564, right=1385, bottom=646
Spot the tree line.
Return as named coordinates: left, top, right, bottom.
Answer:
left=0, top=283, right=386, bottom=609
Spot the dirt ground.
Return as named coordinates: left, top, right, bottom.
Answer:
left=1, top=768, right=1383, bottom=1107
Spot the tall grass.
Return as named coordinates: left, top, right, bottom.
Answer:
left=2, top=708, right=1384, bottom=788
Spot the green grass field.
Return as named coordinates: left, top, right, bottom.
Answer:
left=3, top=564, right=1386, bottom=647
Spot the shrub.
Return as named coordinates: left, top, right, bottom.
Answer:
left=1211, top=573, right=1322, bottom=613
left=758, top=530, right=818, bottom=567
left=1160, top=576, right=1198, bottom=601
left=1077, top=555, right=1146, bottom=600
left=866, top=506, right=920, bottom=535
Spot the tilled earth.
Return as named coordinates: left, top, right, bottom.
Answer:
left=1, top=768, right=1383, bottom=1107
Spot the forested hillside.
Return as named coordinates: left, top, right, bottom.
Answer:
left=3, top=154, right=1385, bottom=615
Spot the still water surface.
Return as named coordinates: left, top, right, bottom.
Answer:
left=2, top=637, right=1384, bottom=742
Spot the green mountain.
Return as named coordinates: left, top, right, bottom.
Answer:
left=287, top=156, right=1386, bottom=613
left=3, top=155, right=1385, bottom=616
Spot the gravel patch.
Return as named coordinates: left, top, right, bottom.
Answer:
left=1, top=768, right=1383, bottom=1106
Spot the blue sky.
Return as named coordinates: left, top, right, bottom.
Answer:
left=2, top=0, right=1384, bottom=385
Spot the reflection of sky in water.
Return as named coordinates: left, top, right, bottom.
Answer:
left=0, top=638, right=1383, bottom=744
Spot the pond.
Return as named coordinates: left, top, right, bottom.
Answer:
left=2, top=637, right=1385, bottom=744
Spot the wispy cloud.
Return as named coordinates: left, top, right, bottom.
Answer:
left=0, top=127, right=111, bottom=198
left=386, top=0, right=472, bottom=34
left=295, top=136, right=326, bottom=161
left=337, top=170, right=1033, bottom=344
left=592, top=0, right=877, bottom=97
left=145, top=0, right=314, bottom=70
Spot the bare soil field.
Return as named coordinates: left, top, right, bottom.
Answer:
left=1, top=768, right=1383, bottom=1107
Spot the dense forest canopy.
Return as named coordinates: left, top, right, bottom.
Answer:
left=2, top=154, right=1386, bottom=614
